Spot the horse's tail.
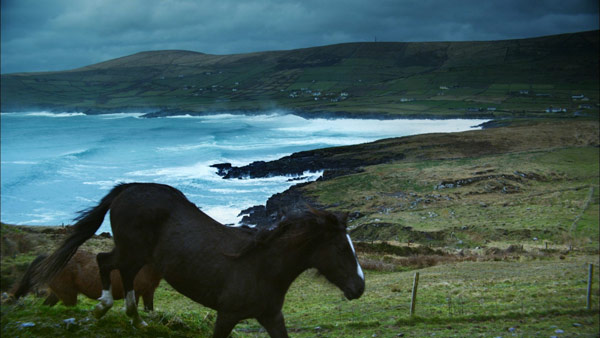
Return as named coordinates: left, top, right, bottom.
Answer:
left=10, top=254, right=48, bottom=300
left=32, top=183, right=133, bottom=286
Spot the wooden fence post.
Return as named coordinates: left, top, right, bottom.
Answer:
left=410, top=272, right=420, bottom=316
left=587, top=264, right=594, bottom=310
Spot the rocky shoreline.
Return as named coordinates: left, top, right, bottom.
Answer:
left=211, top=118, right=598, bottom=228
left=210, top=140, right=411, bottom=228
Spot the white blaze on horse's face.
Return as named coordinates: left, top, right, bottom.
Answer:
left=346, top=234, right=364, bottom=281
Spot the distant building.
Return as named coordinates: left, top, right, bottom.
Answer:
left=545, top=107, right=566, bottom=113
left=573, top=111, right=590, bottom=117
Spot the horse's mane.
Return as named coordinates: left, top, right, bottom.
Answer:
left=225, top=208, right=345, bottom=259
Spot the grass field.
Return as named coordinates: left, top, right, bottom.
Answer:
left=2, top=254, right=598, bottom=337
left=304, top=146, right=599, bottom=251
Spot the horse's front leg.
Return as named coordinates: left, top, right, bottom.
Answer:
left=257, top=311, right=289, bottom=338
left=93, top=287, right=114, bottom=318
left=213, top=312, right=240, bottom=338
left=125, top=290, right=147, bottom=328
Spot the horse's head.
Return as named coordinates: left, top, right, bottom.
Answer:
left=308, top=210, right=365, bottom=300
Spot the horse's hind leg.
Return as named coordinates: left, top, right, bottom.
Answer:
left=142, top=291, right=154, bottom=312
left=42, top=292, right=60, bottom=306
left=93, top=251, right=117, bottom=318
left=120, top=264, right=148, bottom=328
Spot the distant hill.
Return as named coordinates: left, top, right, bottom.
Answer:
left=1, top=30, right=598, bottom=118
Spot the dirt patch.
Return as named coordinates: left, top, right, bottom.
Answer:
left=350, top=222, right=447, bottom=243
left=355, top=241, right=444, bottom=256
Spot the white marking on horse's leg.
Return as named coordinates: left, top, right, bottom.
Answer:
left=99, top=288, right=114, bottom=306
left=93, top=287, right=114, bottom=318
left=125, top=290, right=148, bottom=328
left=125, top=290, right=136, bottom=314
left=346, top=234, right=365, bottom=281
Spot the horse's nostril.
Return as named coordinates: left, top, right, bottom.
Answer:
left=344, top=283, right=365, bottom=300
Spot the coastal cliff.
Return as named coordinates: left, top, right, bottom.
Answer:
left=216, top=119, right=599, bottom=229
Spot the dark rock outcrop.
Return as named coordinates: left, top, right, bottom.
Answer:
left=212, top=143, right=405, bottom=228
left=238, top=182, right=319, bottom=228
left=212, top=148, right=405, bottom=180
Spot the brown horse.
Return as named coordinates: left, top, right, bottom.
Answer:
left=11, top=249, right=161, bottom=310
left=33, top=183, right=365, bottom=338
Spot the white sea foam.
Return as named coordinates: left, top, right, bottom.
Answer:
left=22, top=208, right=71, bottom=225
left=1, top=111, right=487, bottom=229
left=164, top=114, right=197, bottom=119
left=202, top=205, right=243, bottom=225
left=96, top=113, right=145, bottom=119
left=207, top=188, right=256, bottom=194
left=24, top=111, right=86, bottom=117
left=83, top=180, right=127, bottom=190
left=1, top=160, right=39, bottom=165
left=276, top=118, right=483, bottom=136
left=125, top=161, right=219, bottom=180
left=166, top=112, right=285, bottom=120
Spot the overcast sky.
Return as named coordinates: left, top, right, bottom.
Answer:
left=1, top=0, right=598, bottom=74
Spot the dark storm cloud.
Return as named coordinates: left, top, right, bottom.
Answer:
left=1, top=0, right=598, bottom=74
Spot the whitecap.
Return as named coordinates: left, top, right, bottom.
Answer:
left=202, top=205, right=243, bottom=225
left=83, top=180, right=127, bottom=190
left=125, top=161, right=220, bottom=181
left=1, top=160, right=39, bottom=165
left=275, top=118, right=487, bottom=136
left=24, top=111, right=86, bottom=118
left=96, top=113, right=145, bottom=119
left=21, top=208, right=71, bottom=225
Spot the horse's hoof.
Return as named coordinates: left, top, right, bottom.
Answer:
left=92, top=303, right=111, bottom=319
left=132, top=319, right=148, bottom=329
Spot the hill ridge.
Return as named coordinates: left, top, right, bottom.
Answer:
left=2, top=30, right=598, bottom=117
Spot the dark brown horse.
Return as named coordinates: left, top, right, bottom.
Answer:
left=10, top=249, right=160, bottom=310
left=33, top=183, right=365, bottom=337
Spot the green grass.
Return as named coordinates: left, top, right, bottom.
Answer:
left=305, top=146, right=600, bottom=249
left=2, top=255, right=598, bottom=337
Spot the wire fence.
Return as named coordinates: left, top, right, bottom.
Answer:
left=235, top=260, right=599, bottom=335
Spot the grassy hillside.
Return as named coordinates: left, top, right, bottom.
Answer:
left=299, top=119, right=599, bottom=250
left=1, top=31, right=598, bottom=118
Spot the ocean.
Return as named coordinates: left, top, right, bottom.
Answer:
left=1, top=111, right=485, bottom=233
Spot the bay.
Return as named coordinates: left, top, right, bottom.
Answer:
left=1, top=111, right=485, bottom=233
